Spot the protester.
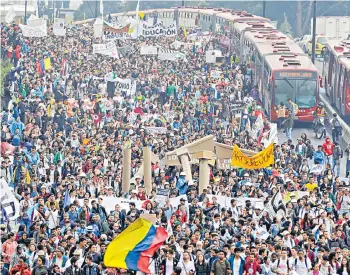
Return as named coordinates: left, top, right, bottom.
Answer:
left=0, top=15, right=349, bottom=275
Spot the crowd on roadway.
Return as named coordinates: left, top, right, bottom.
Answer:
left=1, top=17, right=350, bottom=275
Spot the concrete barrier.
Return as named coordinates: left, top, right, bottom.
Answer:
left=320, top=94, right=350, bottom=145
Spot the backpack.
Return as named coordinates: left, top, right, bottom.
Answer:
left=333, top=119, right=341, bottom=129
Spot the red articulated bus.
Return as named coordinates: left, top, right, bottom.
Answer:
left=233, top=21, right=319, bottom=122
left=322, top=40, right=350, bottom=116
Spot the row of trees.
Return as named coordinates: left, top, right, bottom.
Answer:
left=72, top=0, right=349, bottom=38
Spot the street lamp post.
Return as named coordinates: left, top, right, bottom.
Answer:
left=263, top=0, right=266, bottom=18
left=311, top=0, right=317, bottom=64
left=95, top=0, right=98, bottom=18
left=24, top=0, right=27, bottom=24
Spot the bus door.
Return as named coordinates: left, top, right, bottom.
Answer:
left=332, top=62, right=339, bottom=106
left=341, top=69, right=350, bottom=116
left=336, top=65, right=343, bottom=112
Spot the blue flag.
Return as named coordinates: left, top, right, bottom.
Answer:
left=63, top=188, right=71, bottom=208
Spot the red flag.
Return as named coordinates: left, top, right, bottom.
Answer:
left=36, top=61, right=43, bottom=75
left=92, top=114, right=102, bottom=125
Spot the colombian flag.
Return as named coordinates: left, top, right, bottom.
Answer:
left=104, top=218, right=168, bottom=273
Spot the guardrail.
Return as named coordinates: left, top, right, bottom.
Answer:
left=320, top=93, right=350, bottom=145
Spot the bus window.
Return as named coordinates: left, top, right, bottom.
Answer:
left=275, top=79, right=294, bottom=106
left=295, top=79, right=317, bottom=108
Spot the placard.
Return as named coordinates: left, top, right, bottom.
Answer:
left=155, top=188, right=169, bottom=207
left=53, top=18, right=66, bottom=36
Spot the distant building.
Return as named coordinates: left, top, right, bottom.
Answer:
left=0, top=0, right=82, bottom=24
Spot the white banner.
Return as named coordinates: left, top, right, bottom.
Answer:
left=158, top=50, right=177, bottom=61
left=146, top=127, right=167, bottom=135
left=115, top=77, right=136, bottom=96
left=140, top=45, right=158, bottom=55
left=128, top=113, right=153, bottom=123
left=20, top=23, right=47, bottom=37
left=0, top=178, right=20, bottom=221
left=210, top=70, right=223, bottom=79
left=139, top=22, right=177, bottom=37
left=103, top=28, right=137, bottom=40
left=53, top=18, right=66, bottom=36
left=206, top=194, right=264, bottom=209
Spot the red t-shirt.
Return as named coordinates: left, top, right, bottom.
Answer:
left=322, top=141, right=334, bottom=156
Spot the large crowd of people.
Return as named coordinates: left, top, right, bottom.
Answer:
left=1, top=15, right=350, bottom=275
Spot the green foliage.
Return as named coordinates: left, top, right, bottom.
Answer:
left=279, top=13, right=293, bottom=38
left=74, top=1, right=101, bottom=21
left=1, top=61, right=12, bottom=96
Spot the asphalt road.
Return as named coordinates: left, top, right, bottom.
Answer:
left=277, top=58, right=347, bottom=176
left=277, top=125, right=347, bottom=176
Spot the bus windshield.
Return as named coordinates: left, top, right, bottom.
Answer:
left=275, top=78, right=317, bottom=108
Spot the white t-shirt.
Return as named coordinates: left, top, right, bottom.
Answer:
left=233, top=258, right=242, bottom=275
left=166, top=259, right=174, bottom=275
left=180, top=260, right=195, bottom=275
left=276, top=258, right=289, bottom=274
left=293, top=257, right=311, bottom=274
left=46, top=209, right=59, bottom=229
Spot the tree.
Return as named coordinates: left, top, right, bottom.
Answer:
left=279, top=13, right=293, bottom=38
left=296, top=0, right=313, bottom=38
left=74, top=0, right=101, bottom=21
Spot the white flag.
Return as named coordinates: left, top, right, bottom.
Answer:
left=0, top=178, right=20, bottom=221
left=5, top=6, right=16, bottom=24
left=264, top=190, right=286, bottom=218
left=167, top=220, right=173, bottom=237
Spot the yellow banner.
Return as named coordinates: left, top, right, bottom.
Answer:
left=230, top=143, right=274, bottom=169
